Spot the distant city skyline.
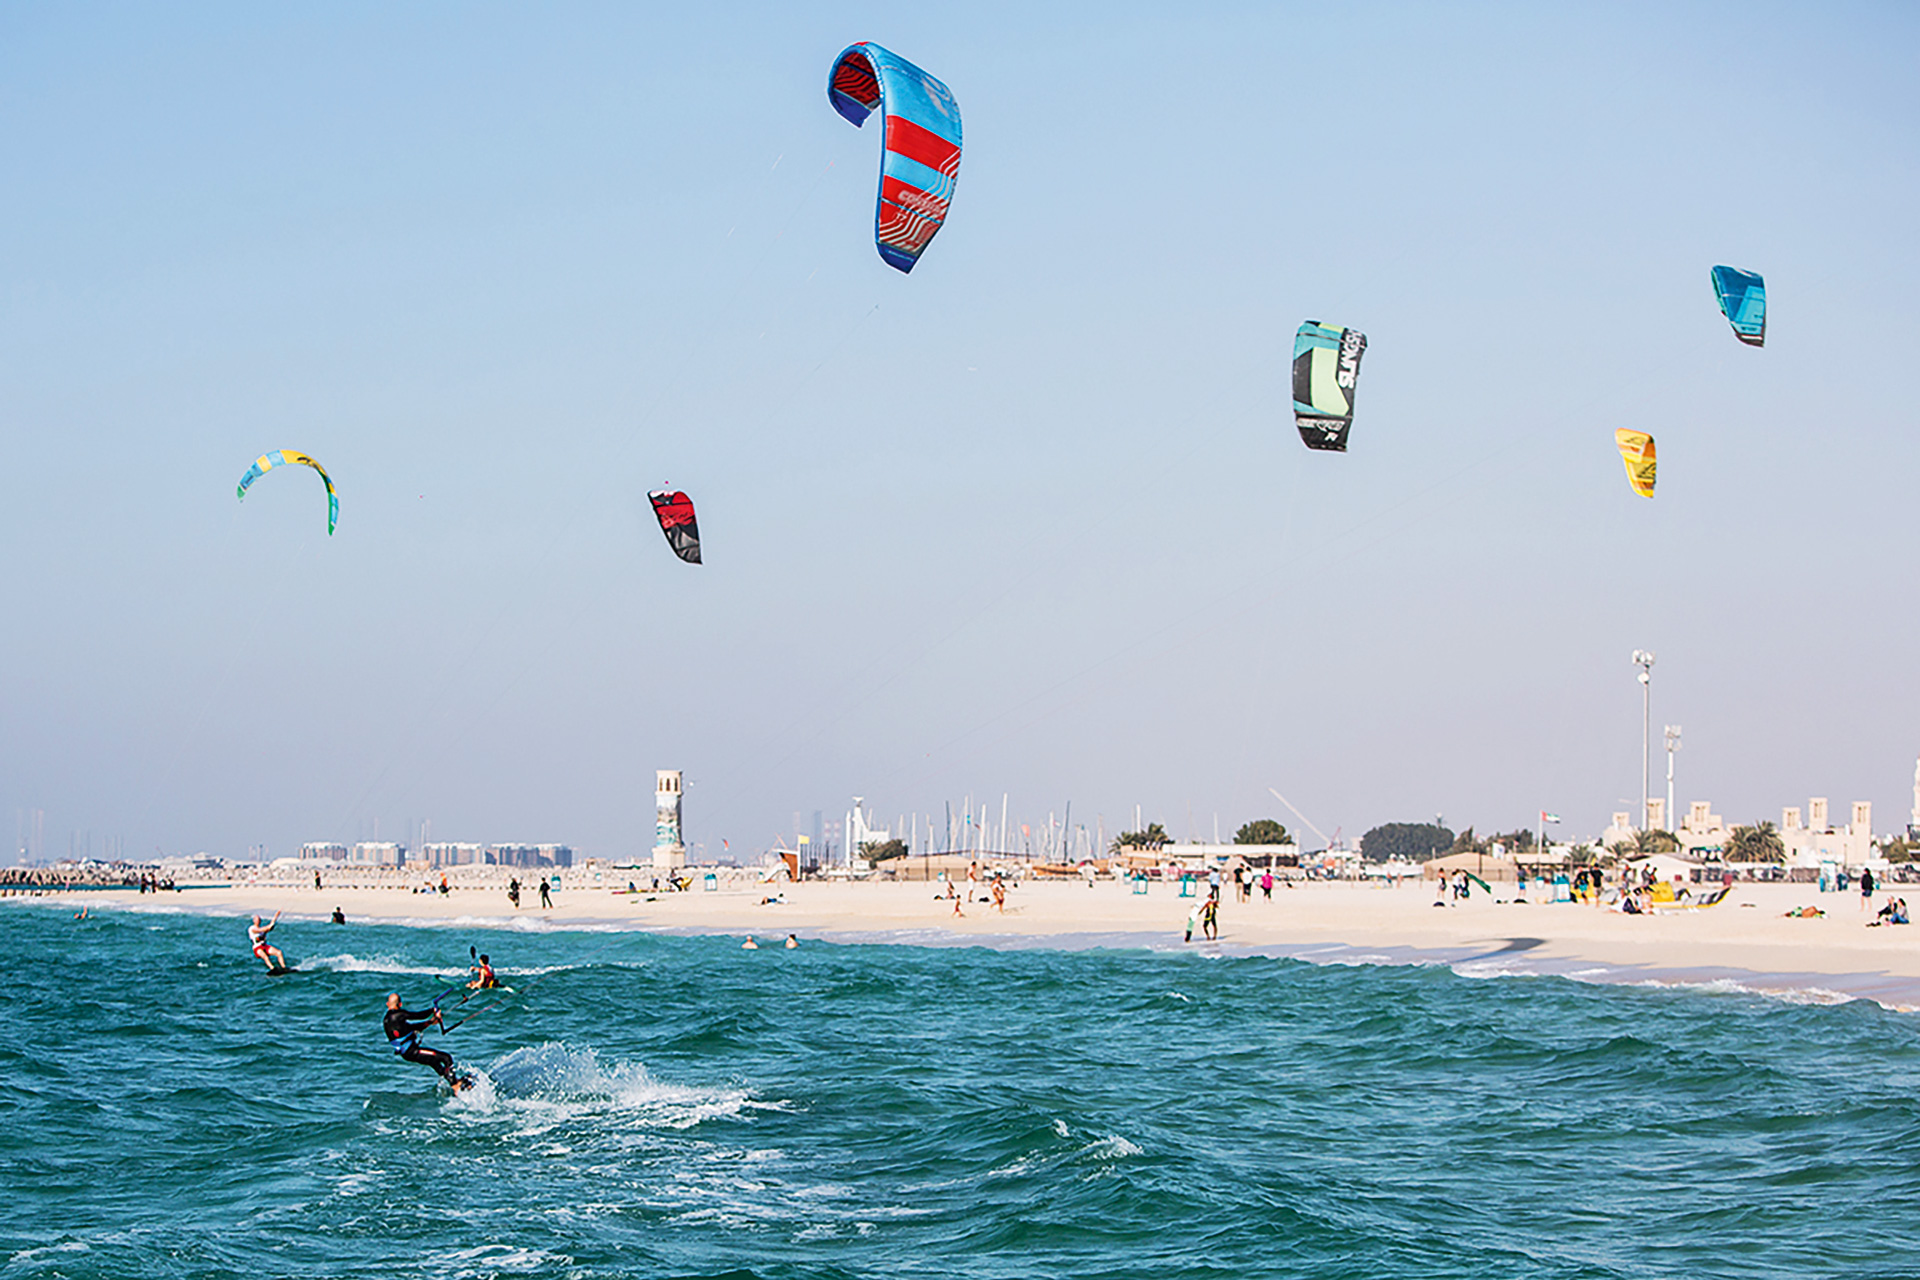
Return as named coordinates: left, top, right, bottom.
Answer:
left=4, top=5, right=1917, bottom=864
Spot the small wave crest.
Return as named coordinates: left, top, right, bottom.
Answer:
left=449, top=1042, right=757, bottom=1129
left=303, top=953, right=455, bottom=977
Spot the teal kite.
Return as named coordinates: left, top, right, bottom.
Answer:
left=1710, top=265, right=1766, bottom=347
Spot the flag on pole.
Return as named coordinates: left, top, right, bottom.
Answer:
left=1541, top=812, right=1561, bottom=823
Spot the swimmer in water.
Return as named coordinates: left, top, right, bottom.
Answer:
left=248, top=912, right=287, bottom=971
left=785, top=934, right=798, bottom=949
left=384, top=993, right=468, bottom=1090
left=742, top=936, right=759, bottom=949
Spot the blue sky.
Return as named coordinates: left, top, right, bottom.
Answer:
left=3, top=2, right=1917, bottom=861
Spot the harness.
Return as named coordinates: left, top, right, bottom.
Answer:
left=389, top=1032, right=420, bottom=1055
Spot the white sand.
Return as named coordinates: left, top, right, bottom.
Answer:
left=31, top=875, right=1920, bottom=999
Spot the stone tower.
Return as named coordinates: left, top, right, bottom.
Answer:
left=653, top=770, right=686, bottom=869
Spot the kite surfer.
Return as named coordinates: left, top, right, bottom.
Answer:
left=384, top=993, right=470, bottom=1091
left=248, top=912, right=287, bottom=972
left=468, top=953, right=500, bottom=989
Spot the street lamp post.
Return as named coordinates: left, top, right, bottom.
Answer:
left=1664, top=725, right=1682, bottom=835
left=1632, top=650, right=1656, bottom=831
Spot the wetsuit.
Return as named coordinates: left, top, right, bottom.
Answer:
left=384, top=1006, right=462, bottom=1086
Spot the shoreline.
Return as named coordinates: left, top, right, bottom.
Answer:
left=17, top=878, right=1920, bottom=1010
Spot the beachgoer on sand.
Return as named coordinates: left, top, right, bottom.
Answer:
left=539, top=877, right=552, bottom=909
left=1860, top=866, right=1875, bottom=911
left=1201, top=896, right=1219, bottom=941
left=1185, top=902, right=1199, bottom=943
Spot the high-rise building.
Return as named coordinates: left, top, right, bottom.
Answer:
left=654, top=770, right=686, bottom=869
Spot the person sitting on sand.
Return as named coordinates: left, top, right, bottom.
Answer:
left=1620, top=891, right=1644, bottom=916
left=1784, top=905, right=1824, bottom=918
left=1871, top=897, right=1909, bottom=926
left=248, top=912, right=287, bottom=971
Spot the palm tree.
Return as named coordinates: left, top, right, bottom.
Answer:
left=1727, top=821, right=1785, bottom=863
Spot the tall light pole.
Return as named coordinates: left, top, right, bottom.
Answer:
left=1664, top=725, right=1682, bottom=834
left=1632, top=650, right=1656, bottom=830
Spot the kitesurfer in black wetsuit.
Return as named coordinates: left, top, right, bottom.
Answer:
left=384, top=993, right=468, bottom=1090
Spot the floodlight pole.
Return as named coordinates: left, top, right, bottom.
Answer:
left=1632, top=651, right=1656, bottom=831
left=1664, top=725, right=1682, bottom=837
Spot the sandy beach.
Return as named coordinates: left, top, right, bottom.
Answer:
left=27, top=874, right=1920, bottom=1007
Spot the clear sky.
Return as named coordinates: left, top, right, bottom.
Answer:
left=4, top=2, right=1917, bottom=863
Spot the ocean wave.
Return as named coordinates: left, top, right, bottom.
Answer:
left=450, top=1042, right=762, bottom=1131
left=302, top=953, right=457, bottom=977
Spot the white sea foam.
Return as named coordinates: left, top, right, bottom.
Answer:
left=303, top=953, right=456, bottom=977
left=447, top=1042, right=762, bottom=1132
left=1084, top=1134, right=1144, bottom=1159
left=7, top=1241, right=91, bottom=1265
left=443, top=1244, right=569, bottom=1276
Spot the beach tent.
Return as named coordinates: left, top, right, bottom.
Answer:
left=1421, top=850, right=1519, bottom=882
left=1624, top=853, right=1707, bottom=885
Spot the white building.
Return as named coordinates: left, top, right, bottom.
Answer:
left=348, top=842, right=403, bottom=867
left=1779, top=798, right=1875, bottom=868
left=298, top=842, right=348, bottom=863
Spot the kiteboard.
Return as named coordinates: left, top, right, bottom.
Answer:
left=266, top=964, right=298, bottom=977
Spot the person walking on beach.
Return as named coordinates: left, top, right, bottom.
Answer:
left=1861, top=865, right=1876, bottom=911
left=507, top=878, right=521, bottom=909
left=248, top=912, right=287, bottom=971
left=538, top=877, right=552, bottom=909
left=1260, top=870, right=1273, bottom=900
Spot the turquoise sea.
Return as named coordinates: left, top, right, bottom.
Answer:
left=3, top=903, right=1917, bottom=1279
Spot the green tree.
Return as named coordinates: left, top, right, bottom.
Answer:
left=1633, top=829, right=1679, bottom=855
left=1112, top=823, right=1170, bottom=852
left=1360, top=822, right=1453, bottom=863
left=1448, top=826, right=1480, bottom=855
left=860, top=839, right=908, bottom=863
left=1234, top=818, right=1290, bottom=846
left=1881, top=837, right=1914, bottom=863
left=1726, top=822, right=1785, bottom=863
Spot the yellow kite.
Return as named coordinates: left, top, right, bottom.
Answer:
left=1614, top=429, right=1656, bottom=499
